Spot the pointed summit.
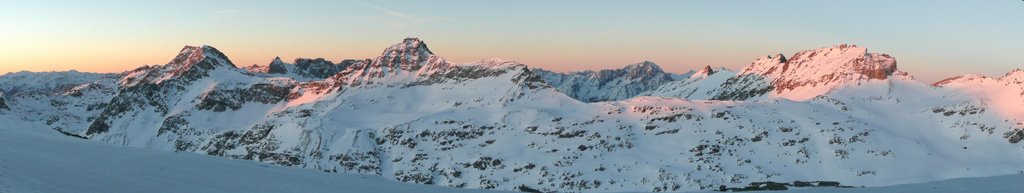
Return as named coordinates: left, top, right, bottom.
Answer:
left=267, top=56, right=288, bottom=74
left=121, top=45, right=238, bottom=86
left=371, top=37, right=447, bottom=71
left=385, top=36, right=430, bottom=54
left=163, top=45, right=237, bottom=77
left=271, top=56, right=284, bottom=65
left=168, top=45, right=236, bottom=70
left=694, top=65, right=716, bottom=77
left=380, top=37, right=434, bottom=62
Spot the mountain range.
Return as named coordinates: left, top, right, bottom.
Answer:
left=1, top=38, right=1023, bottom=192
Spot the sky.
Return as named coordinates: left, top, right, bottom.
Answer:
left=0, top=0, right=1021, bottom=82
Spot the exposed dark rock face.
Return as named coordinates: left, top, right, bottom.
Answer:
left=0, top=94, right=8, bottom=110
left=294, top=58, right=345, bottom=78
left=378, top=37, right=436, bottom=71
left=696, top=65, right=717, bottom=76
left=534, top=61, right=676, bottom=102
left=86, top=83, right=169, bottom=136
left=710, top=74, right=774, bottom=100
left=262, top=57, right=352, bottom=79
left=1004, top=129, right=1024, bottom=144
left=196, top=83, right=292, bottom=112
left=716, top=180, right=854, bottom=192
left=267, top=57, right=287, bottom=74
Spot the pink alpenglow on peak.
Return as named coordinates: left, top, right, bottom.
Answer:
left=119, top=45, right=237, bottom=87
left=738, top=44, right=908, bottom=101
left=692, top=65, right=717, bottom=77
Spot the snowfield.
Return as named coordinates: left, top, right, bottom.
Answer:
left=781, top=174, right=1024, bottom=193
left=0, top=115, right=507, bottom=193
left=1, top=114, right=1021, bottom=193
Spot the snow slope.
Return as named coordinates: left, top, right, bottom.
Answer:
left=642, top=66, right=736, bottom=99
left=0, top=115, right=508, bottom=193
left=933, top=69, right=1024, bottom=123
left=781, top=174, right=1024, bottom=193
left=3, top=113, right=1020, bottom=193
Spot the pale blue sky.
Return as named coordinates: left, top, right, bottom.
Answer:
left=0, top=0, right=1021, bottom=82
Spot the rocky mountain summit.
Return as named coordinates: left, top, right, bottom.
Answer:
left=276, top=57, right=352, bottom=79
left=720, top=44, right=910, bottom=100
left=643, top=44, right=914, bottom=101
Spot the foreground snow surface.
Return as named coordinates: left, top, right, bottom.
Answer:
left=0, top=116, right=506, bottom=193
left=782, top=174, right=1024, bottom=193
left=1, top=114, right=1021, bottom=193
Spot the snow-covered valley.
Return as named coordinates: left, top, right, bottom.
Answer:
left=2, top=38, right=1023, bottom=192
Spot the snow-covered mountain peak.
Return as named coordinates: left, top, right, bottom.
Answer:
left=740, top=44, right=895, bottom=77
left=163, top=45, right=237, bottom=75
left=119, top=45, right=240, bottom=86
left=374, top=37, right=448, bottom=70
left=725, top=44, right=900, bottom=100
left=930, top=68, right=1024, bottom=123
left=749, top=53, right=788, bottom=68
left=271, top=56, right=284, bottom=64
left=387, top=37, right=433, bottom=54
left=617, top=61, right=669, bottom=80
left=379, top=37, right=436, bottom=67
left=171, top=45, right=236, bottom=69
left=266, top=56, right=287, bottom=74
left=270, top=56, right=285, bottom=66
left=327, top=38, right=451, bottom=86
left=623, top=60, right=662, bottom=71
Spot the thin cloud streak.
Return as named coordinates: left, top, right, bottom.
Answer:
left=351, top=1, right=445, bottom=29
left=352, top=1, right=420, bottom=22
